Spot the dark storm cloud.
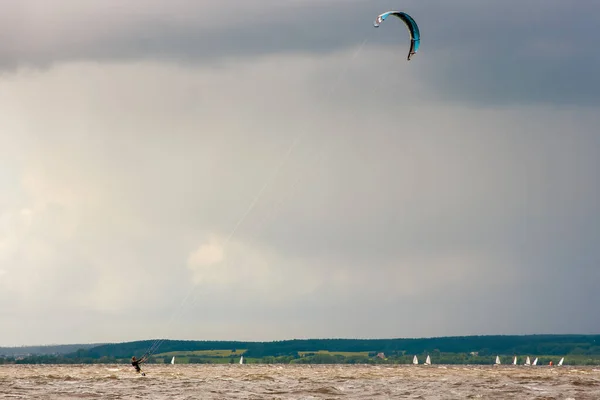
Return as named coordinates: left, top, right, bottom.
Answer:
left=2, top=1, right=599, bottom=105
left=0, top=0, right=373, bottom=69
left=415, top=2, right=600, bottom=106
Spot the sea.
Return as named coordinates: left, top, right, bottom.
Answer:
left=1, top=364, right=599, bottom=399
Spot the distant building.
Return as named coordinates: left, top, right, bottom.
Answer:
left=377, top=352, right=385, bottom=359
left=470, top=352, right=479, bottom=356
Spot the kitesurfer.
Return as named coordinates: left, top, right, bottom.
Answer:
left=131, top=355, right=147, bottom=376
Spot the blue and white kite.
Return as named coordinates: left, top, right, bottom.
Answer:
left=374, top=11, right=421, bottom=61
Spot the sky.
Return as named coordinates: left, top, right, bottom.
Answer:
left=1, top=0, right=599, bottom=346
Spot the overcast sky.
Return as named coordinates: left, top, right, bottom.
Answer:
left=1, top=0, right=599, bottom=346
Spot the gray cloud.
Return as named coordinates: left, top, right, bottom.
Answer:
left=413, top=1, right=600, bottom=106
left=3, top=1, right=599, bottom=106
left=0, top=2, right=599, bottom=346
left=0, top=0, right=370, bottom=69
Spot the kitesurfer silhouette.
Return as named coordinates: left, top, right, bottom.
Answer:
left=131, top=355, right=147, bottom=376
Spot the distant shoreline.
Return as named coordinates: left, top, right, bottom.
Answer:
left=2, top=334, right=599, bottom=365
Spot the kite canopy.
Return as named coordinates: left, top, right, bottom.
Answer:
left=374, top=11, right=421, bottom=61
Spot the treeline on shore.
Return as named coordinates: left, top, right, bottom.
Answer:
left=1, top=335, right=599, bottom=365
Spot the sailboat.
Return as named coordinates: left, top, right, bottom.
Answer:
left=412, top=355, right=419, bottom=365
left=532, top=358, right=538, bottom=366
left=513, top=356, right=517, bottom=365
left=524, top=356, right=531, bottom=366
left=495, top=356, right=501, bottom=365
left=171, top=356, right=175, bottom=365
left=557, top=357, right=564, bottom=367
left=424, top=355, right=431, bottom=365
left=239, top=355, right=244, bottom=365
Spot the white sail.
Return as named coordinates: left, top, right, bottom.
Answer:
left=558, top=357, right=564, bottom=366
left=532, top=357, right=538, bottom=366
left=239, top=356, right=244, bottom=365
left=513, top=356, right=517, bottom=365
left=495, top=356, right=501, bottom=365
left=525, top=356, right=531, bottom=366
left=425, top=355, right=431, bottom=365
left=412, top=355, right=418, bottom=365
left=171, top=356, right=175, bottom=365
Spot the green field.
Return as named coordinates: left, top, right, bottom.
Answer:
left=155, top=349, right=246, bottom=358
left=298, top=351, right=371, bottom=357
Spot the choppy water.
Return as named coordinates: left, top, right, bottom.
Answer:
left=1, top=364, right=599, bottom=399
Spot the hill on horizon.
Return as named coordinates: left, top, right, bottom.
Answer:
left=66, top=334, right=600, bottom=360
left=0, top=343, right=105, bottom=357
